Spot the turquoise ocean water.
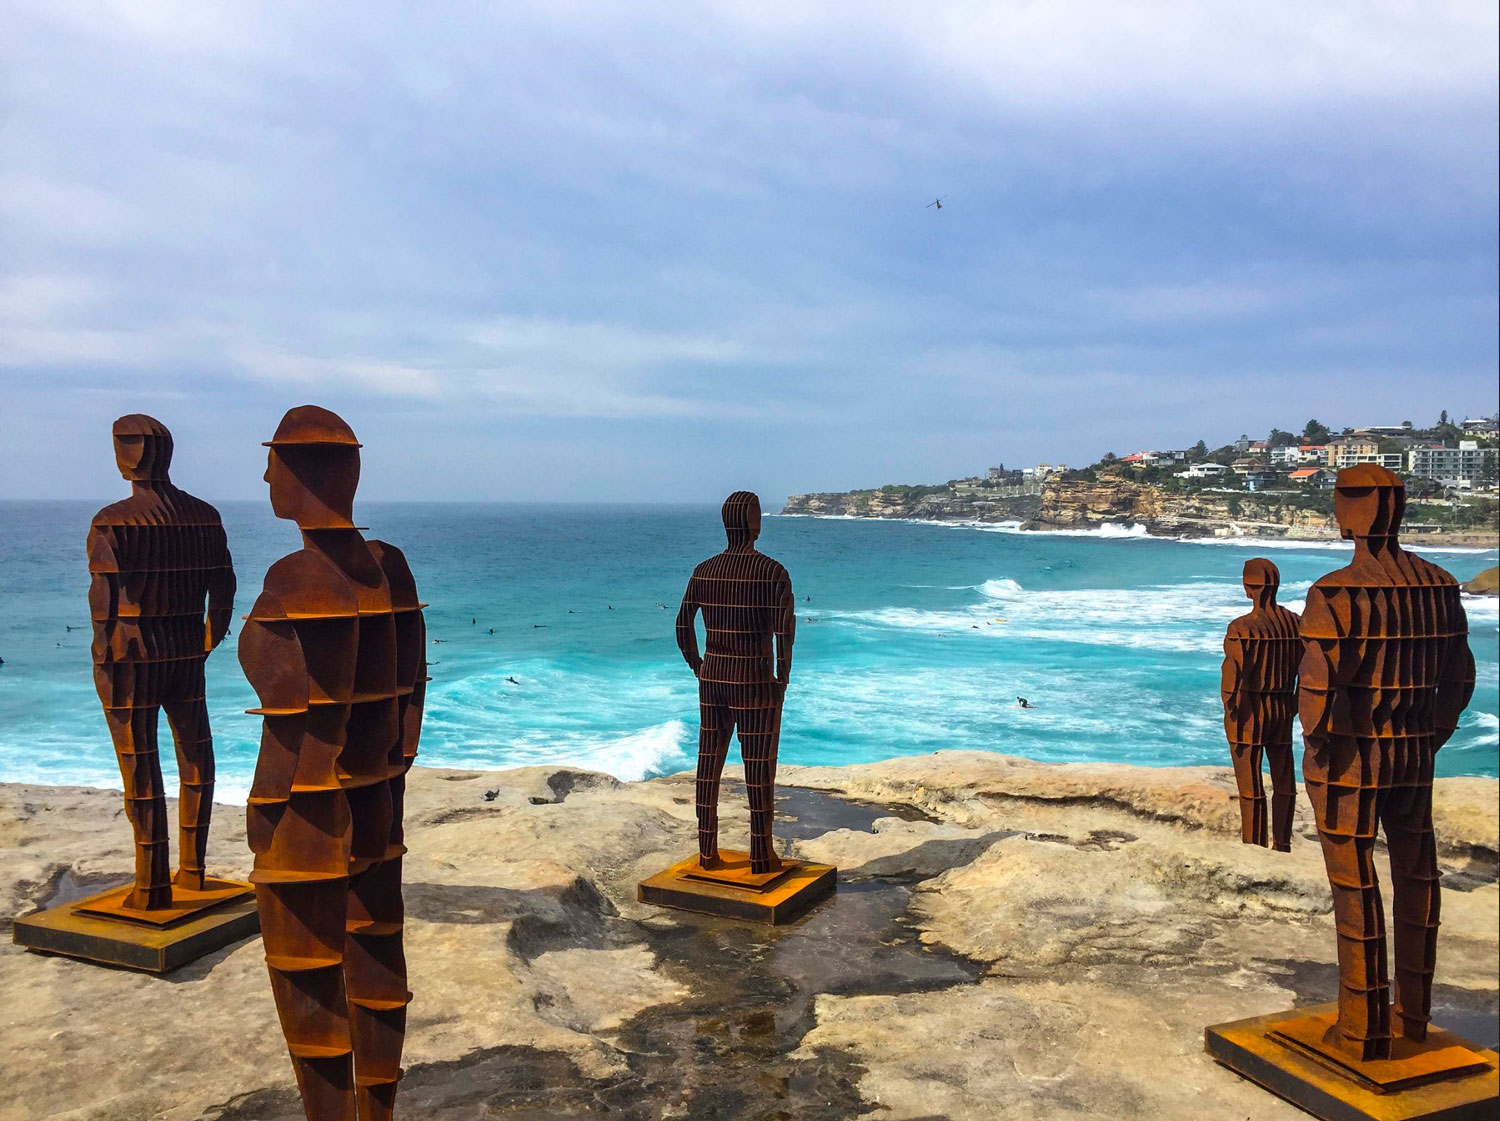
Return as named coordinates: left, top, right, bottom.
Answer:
left=1, top=500, right=1495, bottom=799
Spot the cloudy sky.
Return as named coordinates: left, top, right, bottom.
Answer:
left=2, top=2, right=1496, bottom=502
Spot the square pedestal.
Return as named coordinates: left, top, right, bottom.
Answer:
left=1206, top=1003, right=1499, bottom=1121
left=14, top=878, right=259, bottom=973
left=638, top=850, right=836, bottom=924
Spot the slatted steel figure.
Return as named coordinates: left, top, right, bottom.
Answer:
left=1299, top=464, right=1475, bottom=1062
left=239, top=406, right=427, bottom=1121
left=676, top=491, right=796, bottom=875
left=1221, top=558, right=1301, bottom=852
left=88, top=414, right=235, bottom=910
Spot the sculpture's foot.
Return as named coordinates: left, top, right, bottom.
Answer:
left=1271, top=841, right=1291, bottom=854
left=126, top=885, right=172, bottom=911
left=173, top=868, right=207, bottom=891
left=1398, top=1014, right=1430, bottom=1043
left=1321, top=1022, right=1392, bottom=1063
left=749, top=850, right=783, bottom=877
left=698, top=853, right=724, bottom=871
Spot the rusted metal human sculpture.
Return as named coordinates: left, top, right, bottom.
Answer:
left=89, top=414, right=236, bottom=909
left=1299, top=464, right=1475, bottom=1063
left=675, top=491, right=796, bottom=876
left=240, top=406, right=426, bottom=1121
left=1221, top=558, right=1301, bottom=852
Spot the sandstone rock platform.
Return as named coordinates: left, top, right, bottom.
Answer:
left=2, top=752, right=1495, bottom=1120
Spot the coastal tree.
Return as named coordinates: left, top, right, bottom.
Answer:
left=1301, top=419, right=1331, bottom=444
left=1191, top=440, right=1208, bottom=460
left=1267, top=428, right=1298, bottom=446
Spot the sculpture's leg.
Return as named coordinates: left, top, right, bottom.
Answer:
left=695, top=688, right=732, bottom=867
left=164, top=681, right=214, bottom=891
left=257, top=878, right=356, bottom=1121
left=1305, top=745, right=1392, bottom=1060
left=346, top=855, right=406, bottom=1121
left=1383, top=770, right=1440, bottom=1043
left=104, top=699, right=173, bottom=909
left=739, top=692, right=782, bottom=875
left=1229, top=740, right=1269, bottom=847
left=1267, top=741, right=1297, bottom=853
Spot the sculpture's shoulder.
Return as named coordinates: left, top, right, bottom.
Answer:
left=1224, top=610, right=1255, bottom=639
left=1307, top=563, right=1361, bottom=591
left=163, top=486, right=224, bottom=527
left=1270, top=604, right=1302, bottom=631
left=366, top=539, right=422, bottom=608
left=90, top=494, right=146, bottom=528
left=1403, top=550, right=1459, bottom=589
left=261, top=548, right=358, bottom=616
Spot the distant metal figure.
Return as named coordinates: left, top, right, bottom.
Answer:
left=676, top=492, right=796, bottom=875
left=89, top=415, right=235, bottom=909
left=1299, top=464, right=1475, bottom=1061
left=1221, top=558, right=1301, bottom=852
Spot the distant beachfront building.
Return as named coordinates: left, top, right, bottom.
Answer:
left=1288, top=467, right=1336, bottom=489
left=1326, top=438, right=1403, bottom=471
left=1461, top=415, right=1499, bottom=436
left=1408, top=442, right=1498, bottom=489
left=1268, top=445, right=1302, bottom=465
left=1179, top=463, right=1232, bottom=479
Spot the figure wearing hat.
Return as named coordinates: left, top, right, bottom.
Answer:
left=1299, top=464, right=1474, bottom=1061
left=239, top=406, right=427, bottom=1121
left=1221, top=558, right=1301, bottom=851
left=88, top=415, right=236, bottom=910
left=675, top=491, right=796, bottom=875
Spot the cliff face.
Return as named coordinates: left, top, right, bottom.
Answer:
left=783, top=489, right=1041, bottom=523
left=1023, top=475, right=1336, bottom=538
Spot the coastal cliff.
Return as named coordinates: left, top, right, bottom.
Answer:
left=1023, top=476, right=1335, bottom=537
left=787, top=476, right=1499, bottom=546
left=3, top=757, right=1496, bottom=1120
left=783, top=487, right=1041, bottom=523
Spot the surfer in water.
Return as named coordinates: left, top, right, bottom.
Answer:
left=1016, top=696, right=1033, bottom=709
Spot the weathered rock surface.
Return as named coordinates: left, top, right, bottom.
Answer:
left=1465, top=566, right=1500, bottom=595
left=2, top=754, right=1495, bottom=1120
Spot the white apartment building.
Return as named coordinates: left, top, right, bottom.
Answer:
left=1180, top=463, right=1232, bottom=478
left=1408, top=441, right=1499, bottom=488
left=1268, top=445, right=1302, bottom=465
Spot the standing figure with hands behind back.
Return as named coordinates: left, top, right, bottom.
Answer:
left=675, top=492, right=796, bottom=875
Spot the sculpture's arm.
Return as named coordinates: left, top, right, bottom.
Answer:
left=1297, top=588, right=1348, bottom=754
left=85, top=523, right=120, bottom=628
left=774, top=568, right=795, bottom=686
left=239, top=589, right=310, bottom=811
left=1433, top=597, right=1476, bottom=751
left=675, top=576, right=702, bottom=675
left=1221, top=631, right=1247, bottom=730
left=204, top=522, right=236, bottom=652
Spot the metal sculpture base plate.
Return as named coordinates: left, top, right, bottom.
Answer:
left=1206, top=1003, right=1499, bottom=1121
left=638, top=850, right=836, bottom=924
left=13, top=878, right=258, bottom=973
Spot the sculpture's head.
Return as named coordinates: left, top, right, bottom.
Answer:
left=1334, top=463, right=1405, bottom=543
left=262, top=405, right=362, bottom=529
left=112, top=414, right=173, bottom=482
left=1241, top=557, right=1280, bottom=608
left=722, top=491, right=762, bottom=549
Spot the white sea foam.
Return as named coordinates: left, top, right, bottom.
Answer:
left=1470, top=711, right=1499, bottom=748
left=506, top=719, right=695, bottom=781
left=824, top=575, right=1250, bottom=653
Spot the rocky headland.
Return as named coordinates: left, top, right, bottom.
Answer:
left=3, top=755, right=1497, bottom=1120
left=783, top=476, right=1500, bottom=547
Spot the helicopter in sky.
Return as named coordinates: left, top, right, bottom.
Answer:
left=925, top=196, right=946, bottom=210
